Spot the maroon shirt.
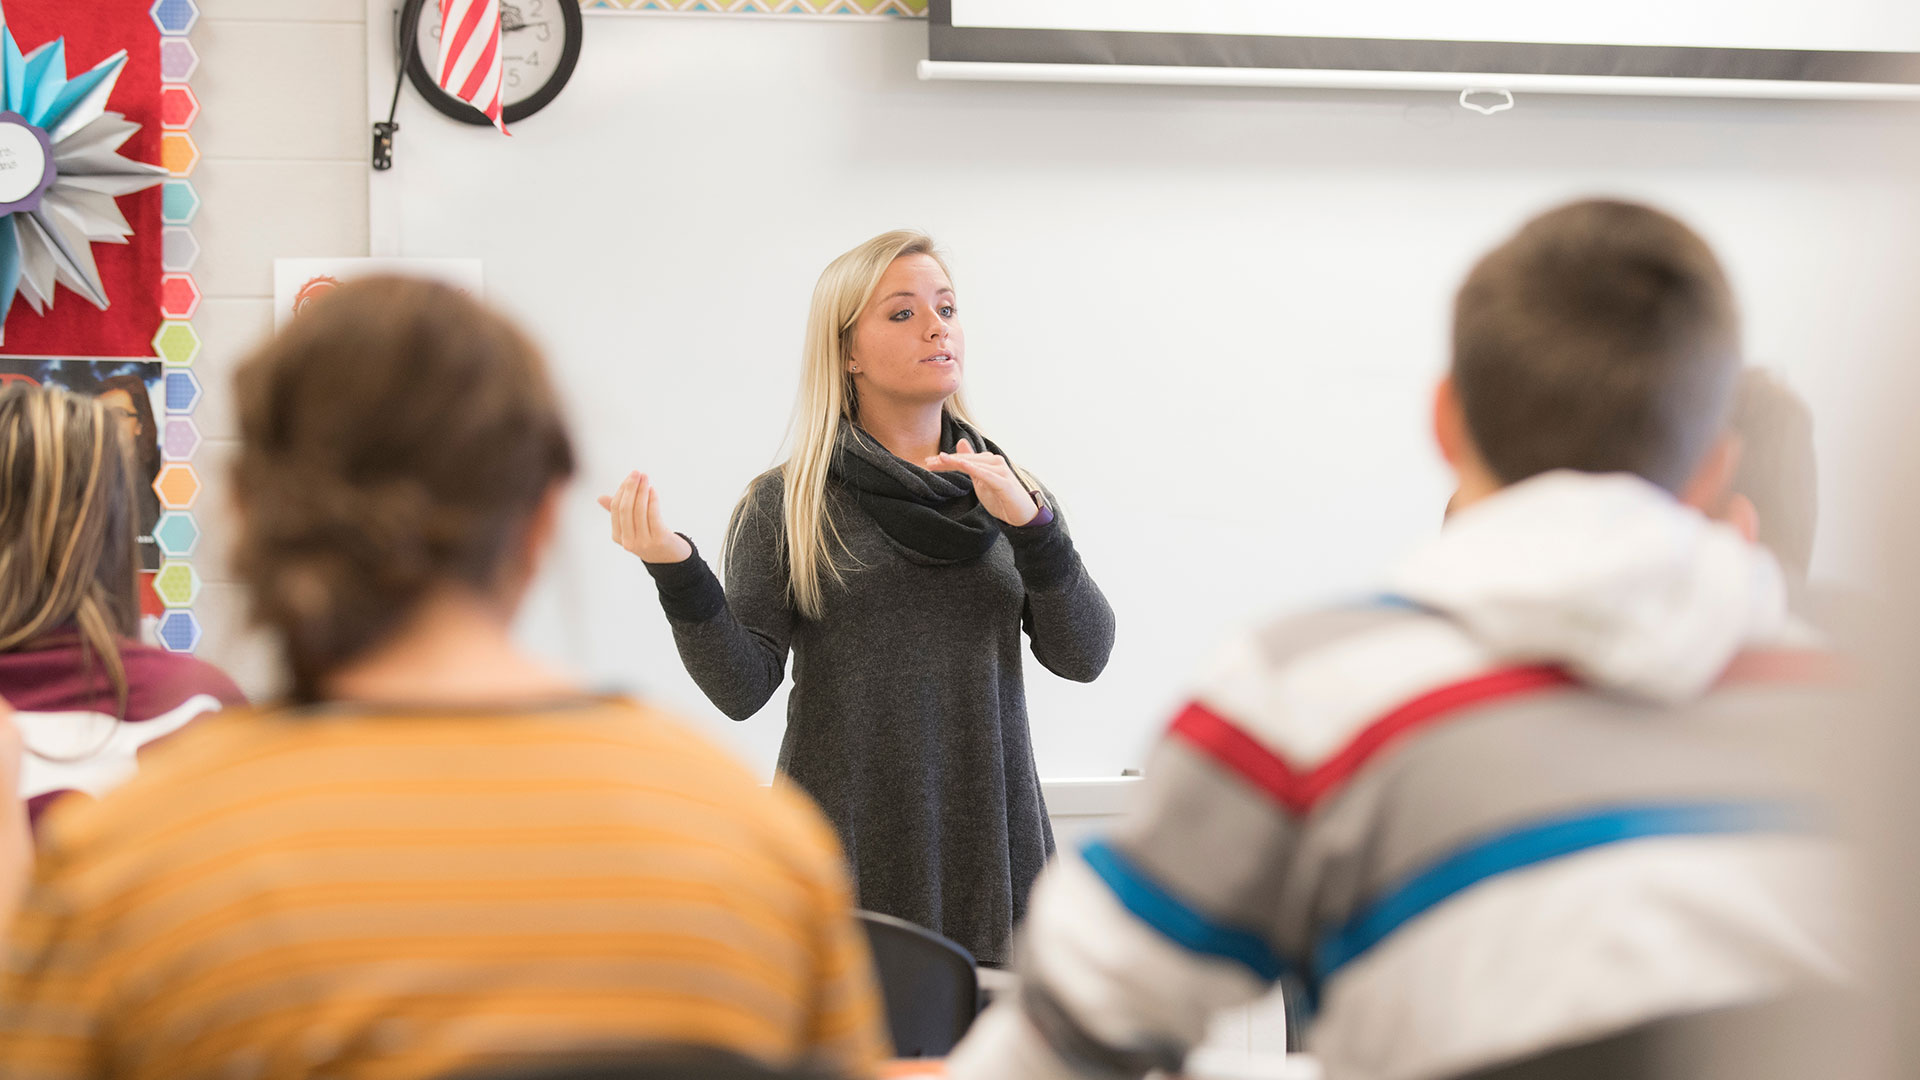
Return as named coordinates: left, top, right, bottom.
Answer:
left=1, top=636, right=246, bottom=826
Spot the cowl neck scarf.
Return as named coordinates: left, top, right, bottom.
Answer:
left=830, top=413, right=1016, bottom=564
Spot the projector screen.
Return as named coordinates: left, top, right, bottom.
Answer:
left=925, top=0, right=1920, bottom=100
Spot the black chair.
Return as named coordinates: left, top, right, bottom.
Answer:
left=856, top=909, right=980, bottom=1058
left=1277, top=971, right=1309, bottom=1053
left=446, top=1047, right=841, bottom=1080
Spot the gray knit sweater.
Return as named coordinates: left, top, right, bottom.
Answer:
left=644, top=468, right=1115, bottom=965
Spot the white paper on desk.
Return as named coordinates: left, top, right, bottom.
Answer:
left=13, top=694, right=221, bottom=801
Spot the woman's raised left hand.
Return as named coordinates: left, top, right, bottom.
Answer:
left=925, top=439, right=1040, bottom=526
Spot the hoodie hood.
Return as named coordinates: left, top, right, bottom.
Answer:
left=1389, top=471, right=1795, bottom=704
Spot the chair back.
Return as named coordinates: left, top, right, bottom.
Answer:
left=444, top=1047, right=839, bottom=1080
left=856, top=909, right=979, bottom=1058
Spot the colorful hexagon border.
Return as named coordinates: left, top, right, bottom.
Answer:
left=164, top=370, right=203, bottom=413
left=154, top=561, right=202, bottom=608
left=157, top=610, right=201, bottom=653
left=163, top=416, right=201, bottom=461
left=159, top=84, right=200, bottom=129
left=161, top=227, right=200, bottom=272
left=161, top=181, right=199, bottom=225
left=152, top=320, right=199, bottom=366
left=154, top=511, right=200, bottom=558
left=159, top=39, right=198, bottom=82
left=155, top=463, right=200, bottom=510
left=152, top=24, right=204, bottom=654
left=159, top=273, right=201, bottom=318
left=151, top=0, right=199, bottom=36
left=160, top=131, right=199, bottom=176
left=144, top=10, right=206, bottom=645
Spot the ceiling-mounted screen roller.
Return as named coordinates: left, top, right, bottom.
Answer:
left=922, top=0, right=1920, bottom=100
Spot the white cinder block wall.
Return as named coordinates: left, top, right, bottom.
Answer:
left=190, top=0, right=373, bottom=698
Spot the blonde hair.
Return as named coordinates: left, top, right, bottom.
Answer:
left=0, top=384, right=141, bottom=711
left=730, top=230, right=1034, bottom=620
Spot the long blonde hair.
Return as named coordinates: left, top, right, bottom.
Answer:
left=730, top=230, right=1033, bottom=620
left=0, top=384, right=141, bottom=709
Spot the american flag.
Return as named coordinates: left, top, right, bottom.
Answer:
left=436, top=0, right=509, bottom=133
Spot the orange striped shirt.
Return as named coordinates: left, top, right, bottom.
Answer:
left=0, top=698, right=888, bottom=1080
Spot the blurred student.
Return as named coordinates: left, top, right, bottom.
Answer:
left=0, top=279, right=887, bottom=1080
left=951, top=200, right=1848, bottom=1080
left=0, top=384, right=243, bottom=826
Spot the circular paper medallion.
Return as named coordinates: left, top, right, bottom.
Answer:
left=0, top=113, right=54, bottom=214
left=0, top=112, right=54, bottom=213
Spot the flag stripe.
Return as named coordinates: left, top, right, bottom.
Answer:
left=439, top=0, right=489, bottom=86
left=434, top=0, right=509, bottom=134
left=448, top=10, right=494, bottom=91
left=458, top=27, right=499, bottom=101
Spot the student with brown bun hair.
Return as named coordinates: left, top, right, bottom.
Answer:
left=0, top=278, right=887, bottom=1080
left=0, top=384, right=243, bottom=826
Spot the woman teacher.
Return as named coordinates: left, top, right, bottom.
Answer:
left=600, top=230, right=1115, bottom=965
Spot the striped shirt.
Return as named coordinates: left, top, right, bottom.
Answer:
left=953, top=613, right=1848, bottom=1080
left=0, top=698, right=888, bottom=1080
left=951, top=472, right=1852, bottom=1080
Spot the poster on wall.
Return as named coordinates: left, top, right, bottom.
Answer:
left=273, top=258, right=485, bottom=330
left=0, top=358, right=166, bottom=577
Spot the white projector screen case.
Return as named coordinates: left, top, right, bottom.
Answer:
left=927, top=0, right=1920, bottom=99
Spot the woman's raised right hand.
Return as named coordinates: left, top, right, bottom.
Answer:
left=597, top=472, right=693, bottom=564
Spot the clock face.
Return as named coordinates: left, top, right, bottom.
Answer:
left=412, top=0, right=580, bottom=119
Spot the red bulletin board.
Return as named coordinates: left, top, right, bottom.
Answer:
left=0, top=1, right=163, bottom=359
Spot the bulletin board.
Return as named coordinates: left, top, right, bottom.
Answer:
left=0, top=0, right=207, bottom=650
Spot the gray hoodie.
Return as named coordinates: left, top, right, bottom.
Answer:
left=952, top=470, right=1847, bottom=1080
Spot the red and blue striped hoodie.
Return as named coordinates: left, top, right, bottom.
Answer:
left=951, top=470, right=1850, bottom=1080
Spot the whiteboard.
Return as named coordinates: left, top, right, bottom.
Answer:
left=367, top=8, right=1920, bottom=780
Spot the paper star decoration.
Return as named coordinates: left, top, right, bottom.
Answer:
left=0, top=5, right=168, bottom=343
